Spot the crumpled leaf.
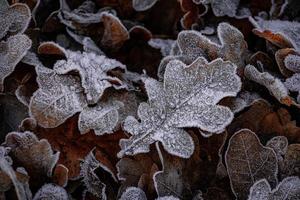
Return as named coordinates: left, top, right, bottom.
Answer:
left=250, top=17, right=300, bottom=51
left=281, top=144, right=300, bottom=178
left=0, top=2, right=31, bottom=39
left=100, top=12, right=129, bottom=50
left=178, top=22, right=248, bottom=69
left=53, top=49, right=127, bottom=105
left=225, top=129, right=278, bottom=200
left=33, top=183, right=68, bottom=200
left=275, top=48, right=299, bottom=77
left=29, top=66, right=87, bottom=128
left=118, top=57, right=241, bottom=158
left=0, top=34, right=32, bottom=91
left=4, top=131, right=59, bottom=187
left=132, top=0, right=159, bottom=11
left=78, top=91, right=138, bottom=135
left=0, top=146, right=31, bottom=199
left=80, top=149, right=117, bottom=199
left=244, top=64, right=293, bottom=106
left=248, top=176, right=300, bottom=200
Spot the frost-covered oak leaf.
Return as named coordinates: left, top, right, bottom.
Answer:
left=118, top=57, right=241, bottom=158
left=29, top=66, right=87, bottom=128
left=33, top=184, right=68, bottom=200
left=248, top=176, right=300, bottom=200
left=225, top=129, right=278, bottom=200
left=53, top=50, right=126, bottom=105
left=0, top=34, right=32, bottom=91
left=250, top=17, right=300, bottom=51
left=178, top=22, right=248, bottom=69
left=0, top=2, right=31, bottom=39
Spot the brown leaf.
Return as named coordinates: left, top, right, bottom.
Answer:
left=281, top=144, right=300, bottom=178
left=275, top=48, right=299, bottom=77
left=52, top=164, right=68, bottom=187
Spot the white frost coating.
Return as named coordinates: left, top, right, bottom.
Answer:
left=118, top=57, right=241, bottom=158
left=33, top=184, right=68, bottom=200
left=120, top=187, right=147, bottom=200
left=132, top=0, right=159, bottom=11
left=0, top=34, right=32, bottom=91
left=178, top=22, right=247, bottom=69
left=29, top=66, right=87, bottom=128
left=148, top=39, right=175, bottom=57
left=225, top=129, right=278, bottom=200
left=78, top=101, right=122, bottom=135
left=285, top=73, right=300, bottom=103
left=227, top=91, right=262, bottom=113
left=266, top=136, right=288, bottom=163
left=250, top=17, right=300, bottom=51
left=54, top=50, right=126, bottom=105
left=205, top=0, right=240, bottom=17
left=0, top=3, right=31, bottom=39
left=244, top=64, right=290, bottom=104
left=248, top=176, right=300, bottom=200
left=156, top=196, right=180, bottom=200
left=284, top=54, right=300, bottom=73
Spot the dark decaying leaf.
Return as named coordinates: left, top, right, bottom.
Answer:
left=225, top=129, right=278, bottom=200
left=281, top=144, right=300, bottom=178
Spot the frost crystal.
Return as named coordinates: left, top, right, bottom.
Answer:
left=0, top=2, right=31, bottom=39
left=284, top=54, right=300, bottom=73
left=0, top=34, right=32, bottom=91
left=33, top=184, right=68, bottom=200
left=118, top=57, right=241, bottom=158
left=178, top=22, right=247, bottom=69
left=29, top=66, right=87, bottom=128
left=54, top=50, right=126, bottom=105
left=248, top=176, right=300, bottom=200
left=120, top=187, right=147, bottom=200
left=244, top=64, right=291, bottom=105
left=132, top=0, right=159, bottom=11
left=225, top=129, right=278, bottom=200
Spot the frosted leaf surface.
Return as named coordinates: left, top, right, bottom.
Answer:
left=266, top=136, right=288, bottom=166
left=80, top=149, right=116, bottom=199
left=119, top=57, right=241, bottom=158
left=0, top=34, right=32, bottom=91
left=33, top=184, right=68, bottom=200
left=250, top=17, right=300, bottom=51
left=178, top=22, right=247, bottom=69
left=248, top=176, right=300, bottom=200
left=0, top=3, right=31, bottom=39
left=281, top=144, right=300, bottom=178
left=29, top=66, right=87, bottom=128
left=120, top=187, right=147, bottom=200
left=79, top=91, right=138, bottom=135
left=100, top=12, right=129, bottom=49
left=54, top=50, right=126, bottom=104
left=157, top=196, right=180, bottom=200
left=285, top=73, right=300, bottom=103
left=244, top=64, right=292, bottom=106
left=132, top=0, right=159, bottom=11
left=226, top=91, right=262, bottom=113
left=206, top=0, right=240, bottom=17
left=284, top=54, right=300, bottom=73
left=4, top=131, right=60, bottom=177
left=148, top=39, right=175, bottom=57
left=225, top=129, right=278, bottom=200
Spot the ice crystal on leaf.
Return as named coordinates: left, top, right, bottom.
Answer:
left=266, top=136, right=288, bottom=167
left=201, top=0, right=240, bottom=17
left=281, top=144, right=300, bottom=178
left=248, top=176, right=300, bottom=200
left=53, top=49, right=126, bottom=105
left=284, top=54, right=300, bottom=73
left=178, top=22, right=247, bottom=69
left=33, top=184, right=68, bottom=200
left=0, top=34, right=32, bottom=91
left=132, top=0, right=159, bottom=11
left=120, top=187, right=147, bottom=200
left=0, top=2, right=31, bottom=39
left=225, top=129, right=278, bottom=200
left=29, top=66, right=87, bottom=128
left=118, top=57, right=241, bottom=158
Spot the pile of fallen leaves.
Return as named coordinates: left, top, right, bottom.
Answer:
left=0, top=0, right=300, bottom=199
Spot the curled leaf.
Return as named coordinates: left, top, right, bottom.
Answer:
left=244, top=64, right=292, bottom=106
left=225, top=129, right=278, bottom=199
left=248, top=176, right=300, bottom=200
left=119, top=57, right=241, bottom=158
left=0, top=34, right=32, bottom=91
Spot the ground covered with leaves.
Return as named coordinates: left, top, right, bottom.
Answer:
left=0, top=0, right=300, bottom=199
